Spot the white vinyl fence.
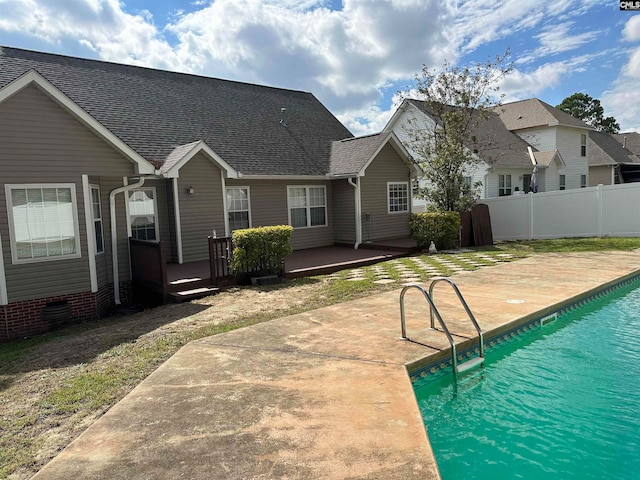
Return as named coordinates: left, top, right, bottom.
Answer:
left=479, top=183, right=640, bottom=241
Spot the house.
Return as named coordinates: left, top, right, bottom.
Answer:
left=0, top=46, right=418, bottom=341
left=384, top=99, right=535, bottom=207
left=385, top=98, right=592, bottom=207
left=496, top=98, right=592, bottom=192
left=588, top=130, right=640, bottom=185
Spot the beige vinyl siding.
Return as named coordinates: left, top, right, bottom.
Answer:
left=177, top=153, right=226, bottom=262
left=589, top=166, right=614, bottom=186
left=226, top=179, right=334, bottom=250
left=359, top=144, right=411, bottom=241
left=331, top=179, right=356, bottom=244
left=0, top=83, right=140, bottom=302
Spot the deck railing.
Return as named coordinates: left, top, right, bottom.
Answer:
left=129, top=238, right=168, bottom=303
left=208, top=236, right=233, bottom=285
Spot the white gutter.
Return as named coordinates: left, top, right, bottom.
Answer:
left=527, top=146, right=537, bottom=166
left=172, top=178, right=184, bottom=264
left=348, top=177, right=362, bottom=249
left=110, top=177, right=146, bottom=305
left=81, top=175, right=98, bottom=293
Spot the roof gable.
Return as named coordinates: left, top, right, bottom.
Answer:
left=496, top=98, right=592, bottom=131
left=391, top=99, right=534, bottom=169
left=0, top=69, right=156, bottom=175
left=0, top=46, right=353, bottom=177
left=329, top=131, right=419, bottom=177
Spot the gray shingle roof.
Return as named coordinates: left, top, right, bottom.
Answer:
left=406, top=100, right=534, bottom=168
left=613, top=132, right=640, bottom=160
left=496, top=98, right=591, bottom=131
left=0, top=46, right=353, bottom=176
left=589, top=131, right=638, bottom=166
left=329, top=132, right=390, bottom=175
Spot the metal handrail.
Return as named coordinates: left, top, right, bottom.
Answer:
left=400, top=283, right=461, bottom=380
left=428, top=277, right=484, bottom=360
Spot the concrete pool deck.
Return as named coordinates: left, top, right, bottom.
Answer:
left=34, top=251, right=640, bottom=479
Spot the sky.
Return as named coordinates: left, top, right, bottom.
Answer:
left=1, top=0, right=639, bottom=136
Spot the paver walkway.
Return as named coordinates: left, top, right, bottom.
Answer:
left=34, top=251, right=640, bottom=480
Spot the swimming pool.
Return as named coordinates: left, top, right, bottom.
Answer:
left=413, top=279, right=640, bottom=480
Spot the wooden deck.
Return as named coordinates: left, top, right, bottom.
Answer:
left=165, top=239, right=417, bottom=284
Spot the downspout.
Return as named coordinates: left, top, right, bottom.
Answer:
left=110, top=177, right=146, bottom=305
left=348, top=177, right=362, bottom=249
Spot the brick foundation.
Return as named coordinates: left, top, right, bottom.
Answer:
left=0, top=282, right=132, bottom=342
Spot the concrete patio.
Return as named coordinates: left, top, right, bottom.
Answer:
left=33, top=251, right=640, bottom=479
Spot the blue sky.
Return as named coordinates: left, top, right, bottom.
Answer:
left=1, top=0, right=639, bottom=135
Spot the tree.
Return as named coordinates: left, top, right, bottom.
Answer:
left=556, top=93, right=620, bottom=133
left=401, top=49, right=513, bottom=211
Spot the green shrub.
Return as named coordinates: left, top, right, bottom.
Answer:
left=409, top=212, right=460, bottom=250
left=229, top=225, right=293, bottom=281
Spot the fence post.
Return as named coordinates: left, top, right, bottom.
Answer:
left=528, top=192, right=534, bottom=240
left=597, top=184, right=604, bottom=237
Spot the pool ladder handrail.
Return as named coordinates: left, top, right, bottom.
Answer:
left=400, top=277, right=484, bottom=381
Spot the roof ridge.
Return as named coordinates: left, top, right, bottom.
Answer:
left=0, top=45, right=314, bottom=97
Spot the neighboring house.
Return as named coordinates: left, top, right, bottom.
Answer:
left=496, top=98, right=592, bottom=192
left=613, top=132, right=640, bottom=182
left=384, top=99, right=544, bottom=207
left=588, top=130, right=640, bottom=185
left=0, top=46, right=418, bottom=340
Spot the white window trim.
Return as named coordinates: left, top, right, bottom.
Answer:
left=581, top=134, right=587, bottom=157
left=387, top=181, right=409, bottom=214
left=90, top=185, right=104, bottom=254
left=126, top=187, right=160, bottom=242
left=498, top=174, right=512, bottom=196
left=559, top=174, right=566, bottom=190
left=287, top=185, right=328, bottom=229
left=5, top=183, right=82, bottom=265
left=226, top=186, right=252, bottom=231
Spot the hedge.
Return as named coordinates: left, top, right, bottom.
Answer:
left=409, top=212, right=460, bottom=250
left=229, top=225, right=293, bottom=281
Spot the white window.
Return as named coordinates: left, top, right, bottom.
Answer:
left=227, top=187, right=251, bottom=232
left=388, top=182, right=409, bottom=213
left=128, top=188, right=158, bottom=241
left=581, top=134, right=587, bottom=157
left=287, top=186, right=327, bottom=228
left=6, top=184, right=81, bottom=264
left=559, top=174, right=566, bottom=190
left=498, top=174, right=512, bottom=196
left=90, top=185, right=104, bottom=254
left=581, top=174, right=587, bottom=188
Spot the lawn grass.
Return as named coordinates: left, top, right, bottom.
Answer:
left=2, top=237, right=640, bottom=478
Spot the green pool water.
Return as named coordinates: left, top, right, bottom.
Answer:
left=413, top=283, right=640, bottom=480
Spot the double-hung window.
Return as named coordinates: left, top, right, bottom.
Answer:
left=388, top=182, right=409, bottom=213
left=580, top=174, right=587, bottom=188
left=559, top=174, right=566, bottom=190
left=498, top=174, right=512, bottom=196
left=581, top=134, right=587, bottom=157
left=287, top=186, right=327, bottom=228
left=226, top=187, right=251, bottom=232
left=6, top=184, right=81, bottom=263
left=90, top=185, right=104, bottom=254
left=128, top=188, right=158, bottom=241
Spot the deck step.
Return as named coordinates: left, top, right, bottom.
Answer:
left=169, top=286, right=219, bottom=302
left=456, top=356, right=484, bottom=374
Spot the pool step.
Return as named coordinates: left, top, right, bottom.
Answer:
left=456, top=356, right=484, bottom=374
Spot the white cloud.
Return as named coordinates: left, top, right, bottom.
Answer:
left=601, top=15, right=640, bottom=133
left=622, top=14, right=640, bottom=41
left=517, top=22, right=601, bottom=65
